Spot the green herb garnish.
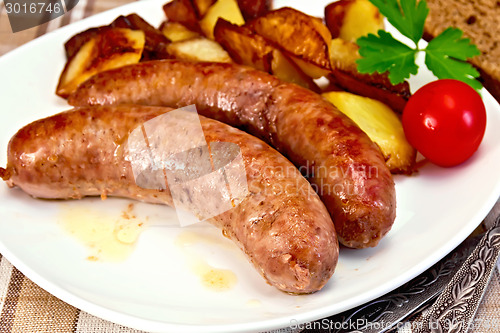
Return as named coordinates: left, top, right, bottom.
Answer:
left=356, top=0, right=482, bottom=90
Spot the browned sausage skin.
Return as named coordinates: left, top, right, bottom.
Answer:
left=68, top=60, right=396, bottom=248
left=0, top=105, right=338, bottom=294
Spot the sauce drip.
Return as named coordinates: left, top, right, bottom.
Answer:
left=59, top=203, right=145, bottom=261
left=176, top=230, right=238, bottom=291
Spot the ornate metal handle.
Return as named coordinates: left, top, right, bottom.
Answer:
left=415, top=215, right=500, bottom=333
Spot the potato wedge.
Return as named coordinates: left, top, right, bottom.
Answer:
left=64, top=27, right=108, bottom=59
left=56, top=28, right=145, bottom=98
left=323, top=91, right=416, bottom=174
left=65, top=14, right=169, bottom=61
left=325, top=0, right=384, bottom=42
left=325, top=0, right=352, bottom=39
left=160, top=21, right=201, bottom=42
left=111, top=14, right=170, bottom=60
left=166, top=37, right=232, bottom=62
left=329, top=38, right=411, bottom=112
left=214, top=19, right=273, bottom=71
left=163, top=0, right=202, bottom=33
left=329, top=37, right=360, bottom=72
left=214, top=19, right=319, bottom=91
left=192, top=0, right=216, bottom=17
left=245, top=7, right=332, bottom=78
left=271, top=51, right=320, bottom=92
left=289, top=56, right=331, bottom=79
left=199, top=0, right=245, bottom=39
left=237, top=0, right=270, bottom=20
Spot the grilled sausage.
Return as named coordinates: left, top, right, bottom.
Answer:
left=68, top=60, right=396, bottom=248
left=0, top=105, right=338, bottom=294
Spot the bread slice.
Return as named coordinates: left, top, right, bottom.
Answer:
left=424, top=0, right=500, bottom=102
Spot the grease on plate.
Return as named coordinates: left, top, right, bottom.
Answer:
left=176, top=230, right=238, bottom=291
left=58, top=203, right=146, bottom=261
left=246, top=299, right=262, bottom=308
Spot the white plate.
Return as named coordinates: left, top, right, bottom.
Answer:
left=1, top=0, right=500, bottom=332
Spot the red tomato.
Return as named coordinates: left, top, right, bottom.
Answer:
left=402, top=79, right=487, bottom=167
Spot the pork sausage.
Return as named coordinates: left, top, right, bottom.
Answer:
left=68, top=60, right=396, bottom=248
left=0, top=105, right=338, bottom=294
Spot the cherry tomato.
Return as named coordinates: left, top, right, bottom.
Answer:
left=402, top=79, right=487, bottom=167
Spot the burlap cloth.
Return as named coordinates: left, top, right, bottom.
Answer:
left=0, top=1, right=499, bottom=332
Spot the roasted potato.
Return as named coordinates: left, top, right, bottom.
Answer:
left=237, top=0, right=271, bottom=20
left=163, top=0, right=202, bottom=33
left=245, top=7, right=332, bottom=78
left=214, top=19, right=273, bottom=71
left=166, top=37, right=232, bottom=62
left=290, top=57, right=331, bottom=80
left=323, top=91, right=416, bottom=174
left=200, top=0, right=245, bottom=39
left=270, top=50, right=320, bottom=92
left=329, top=37, right=360, bottom=72
left=111, top=14, right=170, bottom=60
left=160, top=21, right=201, bottom=42
left=329, top=38, right=411, bottom=112
left=325, top=0, right=384, bottom=42
left=64, top=27, right=108, bottom=59
left=192, top=0, right=216, bottom=17
left=57, top=28, right=145, bottom=98
left=65, top=14, right=169, bottom=61
left=214, top=19, right=319, bottom=91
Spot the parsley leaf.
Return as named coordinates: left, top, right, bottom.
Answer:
left=425, top=28, right=482, bottom=90
left=369, top=0, right=428, bottom=45
left=355, top=0, right=483, bottom=91
left=357, top=31, right=419, bottom=84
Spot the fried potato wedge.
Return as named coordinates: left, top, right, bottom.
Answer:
left=163, top=0, right=202, bottom=33
left=160, top=21, right=201, bottom=42
left=237, top=0, right=270, bottom=20
left=325, top=0, right=384, bottom=42
left=57, top=28, right=145, bottom=98
left=329, top=37, right=360, bottom=72
left=192, top=0, right=216, bottom=17
left=323, top=91, right=416, bottom=174
left=214, top=19, right=273, bottom=71
left=271, top=50, right=320, bottom=92
left=111, top=14, right=170, bottom=60
left=166, top=37, right=232, bottom=62
left=329, top=38, right=411, bottom=112
left=200, top=0, right=245, bottom=39
left=214, top=19, right=319, bottom=91
left=65, top=14, right=168, bottom=61
left=289, top=56, right=331, bottom=79
left=245, top=7, right=332, bottom=78
left=64, top=27, right=107, bottom=59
